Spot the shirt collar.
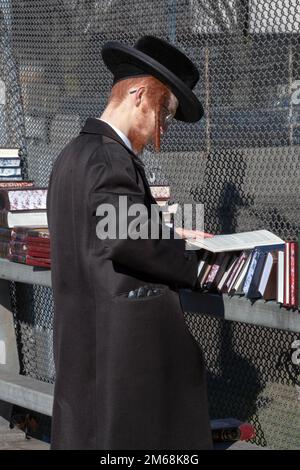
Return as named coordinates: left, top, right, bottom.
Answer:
left=98, top=118, right=133, bottom=152
left=80, top=117, right=145, bottom=170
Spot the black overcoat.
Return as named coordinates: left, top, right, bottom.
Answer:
left=47, top=118, right=212, bottom=450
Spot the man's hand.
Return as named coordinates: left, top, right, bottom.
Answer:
left=175, top=228, right=214, bottom=240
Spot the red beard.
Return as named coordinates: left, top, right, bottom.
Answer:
left=128, top=124, right=149, bottom=155
left=128, top=102, right=162, bottom=154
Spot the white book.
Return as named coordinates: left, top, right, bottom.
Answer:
left=0, top=148, right=20, bottom=158
left=258, top=252, right=273, bottom=296
left=0, top=168, right=21, bottom=177
left=228, top=254, right=247, bottom=292
left=277, top=250, right=284, bottom=303
left=197, top=258, right=206, bottom=277
left=187, top=229, right=284, bottom=253
left=234, top=255, right=252, bottom=292
left=285, top=243, right=290, bottom=305
left=1, top=211, right=48, bottom=228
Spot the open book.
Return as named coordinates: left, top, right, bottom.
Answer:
left=186, top=229, right=284, bottom=253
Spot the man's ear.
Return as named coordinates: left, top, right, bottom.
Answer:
left=134, top=86, right=146, bottom=106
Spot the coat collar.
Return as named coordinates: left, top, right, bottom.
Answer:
left=80, top=118, right=145, bottom=170
left=81, top=118, right=158, bottom=206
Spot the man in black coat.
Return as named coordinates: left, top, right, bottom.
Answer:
left=47, top=35, right=213, bottom=450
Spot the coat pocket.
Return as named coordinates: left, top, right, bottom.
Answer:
left=114, top=284, right=168, bottom=301
left=108, top=286, right=202, bottom=379
left=109, top=288, right=171, bottom=376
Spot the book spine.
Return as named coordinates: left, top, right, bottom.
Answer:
left=27, top=249, right=50, bottom=259
left=8, top=253, right=27, bottom=264
left=203, top=253, right=224, bottom=290
left=298, top=235, right=300, bottom=310
left=0, top=168, right=21, bottom=177
left=3, top=188, right=47, bottom=211
left=283, top=242, right=290, bottom=307
left=228, top=252, right=248, bottom=294
left=200, top=254, right=216, bottom=288
left=0, top=176, right=22, bottom=181
left=0, top=158, right=20, bottom=167
left=219, top=257, right=235, bottom=293
left=290, top=242, right=298, bottom=308
left=262, top=253, right=278, bottom=301
left=28, top=237, right=50, bottom=245
left=212, top=253, right=231, bottom=290
left=246, top=251, right=267, bottom=300
left=242, top=250, right=259, bottom=295
left=0, top=181, right=34, bottom=189
left=25, top=256, right=51, bottom=267
left=0, top=148, right=20, bottom=158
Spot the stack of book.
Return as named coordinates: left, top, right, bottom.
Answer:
left=9, top=226, right=50, bottom=267
left=150, top=185, right=177, bottom=227
left=0, top=183, right=49, bottom=267
left=0, top=186, right=47, bottom=229
left=188, top=230, right=299, bottom=310
left=150, top=185, right=170, bottom=206
left=0, top=179, right=35, bottom=259
left=0, top=148, right=22, bottom=181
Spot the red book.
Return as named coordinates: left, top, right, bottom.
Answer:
left=211, top=418, right=256, bottom=442
left=290, top=242, right=298, bottom=308
left=27, top=249, right=50, bottom=259
left=27, top=238, right=50, bottom=246
left=26, top=256, right=51, bottom=268
left=0, top=180, right=34, bottom=189
left=9, top=253, right=51, bottom=267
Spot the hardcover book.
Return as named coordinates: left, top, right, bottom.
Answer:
left=0, top=210, right=48, bottom=228
left=0, top=188, right=47, bottom=211
left=0, top=180, right=34, bottom=189
left=149, top=185, right=170, bottom=201
left=0, top=148, right=20, bottom=158
left=0, top=158, right=20, bottom=167
left=0, top=168, right=21, bottom=177
left=187, top=229, right=284, bottom=253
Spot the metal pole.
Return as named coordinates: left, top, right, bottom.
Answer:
left=167, top=0, right=177, bottom=43
left=0, top=0, right=28, bottom=178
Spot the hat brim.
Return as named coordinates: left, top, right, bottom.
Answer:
left=102, top=41, right=204, bottom=123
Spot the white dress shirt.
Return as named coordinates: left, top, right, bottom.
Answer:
left=98, top=118, right=133, bottom=152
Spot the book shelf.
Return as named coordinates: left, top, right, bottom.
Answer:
left=0, top=257, right=299, bottom=418
left=0, top=259, right=52, bottom=416
left=0, top=258, right=51, bottom=287
left=180, top=289, right=300, bottom=333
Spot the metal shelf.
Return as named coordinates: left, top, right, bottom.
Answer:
left=0, top=258, right=51, bottom=287
left=0, top=257, right=298, bottom=423
left=180, top=290, right=300, bottom=333
left=0, top=258, right=298, bottom=332
left=0, top=371, right=53, bottom=416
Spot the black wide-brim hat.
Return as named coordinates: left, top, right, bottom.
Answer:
left=101, top=36, right=204, bottom=122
